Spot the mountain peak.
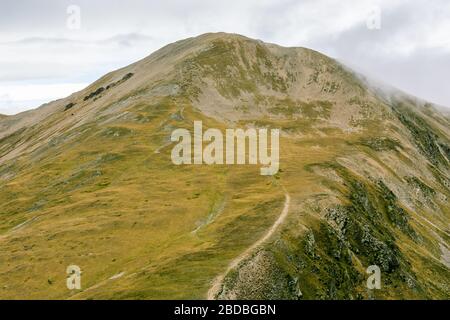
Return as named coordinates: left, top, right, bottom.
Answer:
left=0, top=33, right=449, bottom=300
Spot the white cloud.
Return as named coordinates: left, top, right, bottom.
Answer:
left=0, top=83, right=88, bottom=114
left=0, top=83, right=87, bottom=101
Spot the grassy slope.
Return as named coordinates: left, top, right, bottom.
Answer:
left=0, top=34, right=448, bottom=299
left=0, top=97, right=285, bottom=299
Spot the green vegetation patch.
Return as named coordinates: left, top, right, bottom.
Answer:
left=393, top=103, right=447, bottom=166
left=405, top=176, right=436, bottom=198
left=247, top=163, right=430, bottom=299
left=182, top=39, right=294, bottom=99
left=357, top=137, right=402, bottom=152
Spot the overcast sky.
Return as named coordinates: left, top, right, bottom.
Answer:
left=0, top=0, right=449, bottom=114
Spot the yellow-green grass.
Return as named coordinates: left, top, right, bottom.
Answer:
left=0, top=100, right=287, bottom=299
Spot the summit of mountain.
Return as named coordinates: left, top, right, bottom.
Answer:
left=0, top=33, right=448, bottom=299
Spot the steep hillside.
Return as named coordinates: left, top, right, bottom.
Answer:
left=0, top=33, right=448, bottom=299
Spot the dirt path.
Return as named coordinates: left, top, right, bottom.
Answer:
left=207, top=189, right=291, bottom=300
left=68, top=188, right=290, bottom=300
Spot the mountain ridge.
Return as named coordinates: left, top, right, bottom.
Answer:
left=0, top=32, right=448, bottom=299
left=1, top=33, right=448, bottom=138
